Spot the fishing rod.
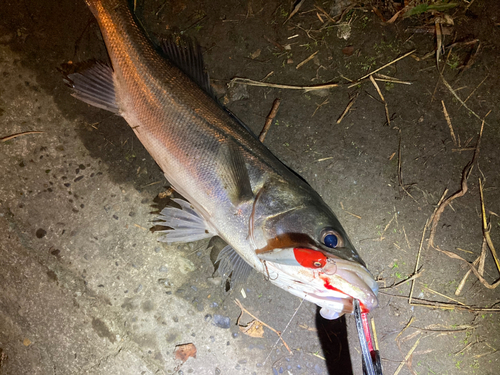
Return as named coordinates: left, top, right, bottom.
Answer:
left=353, top=299, right=383, bottom=375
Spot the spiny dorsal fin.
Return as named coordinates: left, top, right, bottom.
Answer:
left=160, top=37, right=215, bottom=98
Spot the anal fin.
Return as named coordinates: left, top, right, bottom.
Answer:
left=156, top=198, right=216, bottom=243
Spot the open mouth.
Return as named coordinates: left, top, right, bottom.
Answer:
left=315, top=258, right=379, bottom=319
left=260, top=247, right=379, bottom=320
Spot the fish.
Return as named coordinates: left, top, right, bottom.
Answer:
left=65, top=0, right=378, bottom=319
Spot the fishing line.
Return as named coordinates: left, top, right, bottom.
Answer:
left=263, top=298, right=304, bottom=365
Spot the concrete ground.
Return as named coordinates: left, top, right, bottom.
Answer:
left=1, top=1, right=500, bottom=374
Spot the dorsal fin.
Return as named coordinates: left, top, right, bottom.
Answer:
left=160, top=37, right=215, bottom=97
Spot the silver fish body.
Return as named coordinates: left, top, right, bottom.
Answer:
left=71, top=0, right=378, bottom=319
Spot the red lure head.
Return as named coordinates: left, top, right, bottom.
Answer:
left=293, top=248, right=327, bottom=268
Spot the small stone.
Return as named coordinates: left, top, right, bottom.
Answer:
left=159, top=265, right=168, bottom=273
left=135, top=284, right=143, bottom=293
left=207, top=277, right=222, bottom=286
left=212, top=315, right=230, bottom=329
left=238, top=359, right=247, bottom=364
left=232, top=332, right=238, bottom=338
left=36, top=228, right=47, bottom=238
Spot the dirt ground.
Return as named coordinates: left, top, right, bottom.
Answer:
left=1, top=0, right=499, bottom=374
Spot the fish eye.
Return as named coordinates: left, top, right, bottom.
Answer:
left=321, top=229, right=343, bottom=249
left=313, top=261, right=323, bottom=268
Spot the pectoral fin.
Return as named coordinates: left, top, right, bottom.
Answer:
left=216, top=142, right=253, bottom=206
left=156, top=198, right=216, bottom=243
left=216, top=245, right=253, bottom=290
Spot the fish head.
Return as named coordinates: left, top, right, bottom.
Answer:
left=260, top=247, right=378, bottom=319
left=253, top=194, right=378, bottom=319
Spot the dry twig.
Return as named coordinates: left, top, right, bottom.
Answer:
left=479, top=177, right=500, bottom=272
left=336, top=92, right=358, bottom=124
left=440, top=74, right=486, bottom=123
left=1, top=131, right=44, bottom=142
left=369, top=75, right=391, bottom=125
left=259, top=99, right=281, bottom=142
left=230, top=77, right=338, bottom=92
left=427, top=116, right=499, bottom=289
left=380, top=292, right=500, bottom=313
left=354, top=50, right=416, bottom=83
left=296, top=51, right=318, bottom=70
left=455, top=240, right=485, bottom=296
left=394, top=337, right=421, bottom=375
left=283, top=0, right=305, bottom=25
left=396, top=317, right=415, bottom=342
left=441, top=100, right=458, bottom=146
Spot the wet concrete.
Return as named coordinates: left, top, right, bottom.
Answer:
left=1, top=1, right=500, bottom=374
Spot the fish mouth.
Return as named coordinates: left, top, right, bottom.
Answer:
left=265, top=255, right=379, bottom=320
left=314, top=258, right=379, bottom=319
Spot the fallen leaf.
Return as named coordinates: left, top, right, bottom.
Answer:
left=239, top=319, right=264, bottom=338
left=175, top=343, right=197, bottom=362
left=298, top=323, right=318, bottom=332
left=23, top=338, right=31, bottom=346
left=250, top=49, right=261, bottom=59
left=342, top=46, right=354, bottom=56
